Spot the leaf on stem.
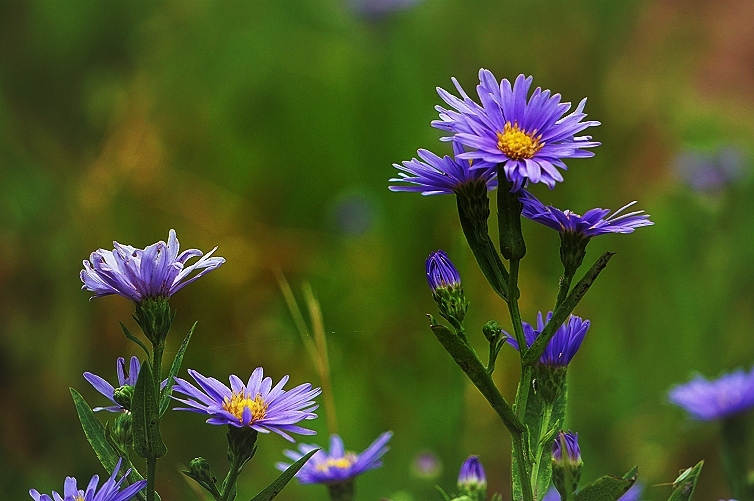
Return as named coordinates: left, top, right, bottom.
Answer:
left=667, top=461, right=703, bottom=501
left=248, top=449, right=318, bottom=501
left=132, top=360, right=167, bottom=459
left=120, top=322, right=150, bottom=357
left=574, top=466, right=637, bottom=501
left=160, top=322, right=197, bottom=415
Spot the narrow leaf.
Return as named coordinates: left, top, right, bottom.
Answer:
left=132, top=360, right=167, bottom=459
left=574, top=466, right=637, bottom=501
left=248, top=449, right=318, bottom=501
left=667, top=461, right=703, bottom=501
left=120, top=322, right=150, bottom=357
left=160, top=321, right=196, bottom=415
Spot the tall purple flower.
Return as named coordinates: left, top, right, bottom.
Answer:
left=507, top=312, right=590, bottom=366
left=669, top=367, right=754, bottom=421
left=520, top=190, right=653, bottom=237
left=29, top=458, right=146, bottom=501
left=172, top=368, right=321, bottom=441
left=433, top=71, right=600, bottom=191
left=81, top=229, right=225, bottom=302
left=276, top=432, right=392, bottom=484
left=84, top=356, right=168, bottom=412
left=389, top=142, right=497, bottom=196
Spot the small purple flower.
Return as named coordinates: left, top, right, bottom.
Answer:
left=412, top=450, right=442, bottom=479
left=552, top=431, right=581, bottom=464
left=674, top=147, right=746, bottom=192
left=520, top=190, right=653, bottom=237
left=350, top=0, right=420, bottom=18
left=276, top=432, right=392, bottom=484
left=433, top=71, right=600, bottom=191
left=457, top=455, right=486, bottom=490
left=29, top=458, right=146, bottom=501
left=389, top=142, right=497, bottom=196
left=84, top=357, right=168, bottom=412
left=668, top=367, right=754, bottom=421
left=426, top=250, right=461, bottom=292
left=172, top=368, right=321, bottom=441
left=81, top=229, right=225, bottom=302
left=507, top=312, right=590, bottom=366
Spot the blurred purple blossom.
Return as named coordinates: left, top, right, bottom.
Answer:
left=674, top=147, right=747, bottom=192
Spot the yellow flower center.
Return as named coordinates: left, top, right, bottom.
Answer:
left=223, top=392, right=268, bottom=423
left=74, top=496, right=85, bottom=501
left=315, top=453, right=357, bottom=472
left=496, top=122, right=544, bottom=160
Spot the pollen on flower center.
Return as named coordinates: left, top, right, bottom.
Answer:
left=496, top=122, right=544, bottom=160
left=316, top=453, right=357, bottom=472
left=223, top=392, right=268, bottom=423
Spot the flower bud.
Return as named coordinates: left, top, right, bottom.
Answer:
left=113, top=385, right=134, bottom=411
left=552, top=431, right=583, bottom=499
left=426, top=250, right=469, bottom=331
left=188, top=457, right=215, bottom=485
left=111, top=411, right=133, bottom=449
left=458, top=455, right=487, bottom=501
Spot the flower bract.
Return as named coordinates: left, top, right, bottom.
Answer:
left=172, top=367, right=321, bottom=441
left=81, top=229, right=225, bottom=302
left=29, top=458, right=146, bottom=501
left=507, top=312, right=590, bottom=366
left=520, top=190, right=653, bottom=237
left=668, top=367, right=754, bottom=421
left=389, top=142, right=497, bottom=196
left=433, top=70, right=600, bottom=190
left=276, top=432, right=392, bottom=484
left=84, top=356, right=168, bottom=412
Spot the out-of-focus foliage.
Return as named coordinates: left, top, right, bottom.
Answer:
left=1, top=0, right=753, bottom=499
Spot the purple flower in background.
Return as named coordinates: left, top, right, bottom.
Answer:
left=433, top=71, right=600, bottom=191
left=389, top=142, right=497, bottom=196
left=669, top=367, right=754, bottom=421
left=411, top=450, right=442, bottom=479
left=29, top=458, right=146, bottom=501
left=552, top=431, right=581, bottom=464
left=84, top=357, right=168, bottom=412
left=81, top=229, right=225, bottom=302
left=457, top=455, right=487, bottom=491
left=507, top=312, right=590, bottom=366
left=172, top=368, right=320, bottom=441
left=426, top=250, right=461, bottom=292
left=276, top=432, right=392, bottom=484
left=674, top=147, right=746, bottom=192
left=350, top=0, right=420, bottom=18
left=520, top=190, right=653, bottom=237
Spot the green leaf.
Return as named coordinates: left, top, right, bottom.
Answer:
left=248, top=449, right=318, bottom=501
left=667, top=461, right=703, bottom=501
left=574, top=466, right=638, bottom=501
left=70, top=388, right=154, bottom=501
left=132, top=360, right=167, bottom=459
left=120, top=322, right=150, bottom=357
left=160, top=321, right=196, bottom=415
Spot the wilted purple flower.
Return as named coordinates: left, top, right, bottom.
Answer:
left=669, top=367, right=754, bottom=421
left=433, top=71, right=600, bottom=191
left=507, top=312, right=590, bottom=366
left=172, top=368, right=321, bottom=441
left=389, top=142, right=497, bottom=196
left=426, top=250, right=461, bottom=291
left=674, top=147, right=746, bottom=192
left=457, top=455, right=486, bottom=491
left=276, top=432, right=392, bottom=484
left=81, top=229, right=225, bottom=302
left=84, top=356, right=168, bottom=412
left=520, top=190, right=653, bottom=237
left=552, top=431, right=581, bottom=464
left=29, top=458, right=146, bottom=501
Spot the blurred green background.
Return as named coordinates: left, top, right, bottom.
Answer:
left=2, top=0, right=754, bottom=499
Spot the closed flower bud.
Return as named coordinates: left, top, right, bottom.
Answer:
left=112, top=411, right=133, bottom=448
left=458, top=455, right=487, bottom=501
left=552, top=431, right=583, bottom=499
left=112, top=385, right=134, bottom=411
left=426, top=250, right=469, bottom=331
left=188, top=457, right=215, bottom=485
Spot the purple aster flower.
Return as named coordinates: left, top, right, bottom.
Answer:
left=457, top=455, right=486, bottom=491
left=507, top=312, right=590, bottom=366
left=389, top=142, right=497, bottom=196
left=668, top=367, right=754, bottom=421
left=433, top=71, right=600, bottom=191
left=172, top=367, right=321, bottom=441
left=83, top=357, right=168, bottom=412
left=411, top=450, right=442, bottom=479
left=520, top=190, right=653, bottom=237
left=552, top=431, right=581, bottom=464
left=426, top=250, right=461, bottom=292
left=81, top=229, right=225, bottom=302
left=674, top=147, right=746, bottom=192
left=29, top=458, right=146, bottom=501
left=276, top=432, right=392, bottom=484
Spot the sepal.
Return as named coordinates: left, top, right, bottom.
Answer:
left=134, top=297, right=173, bottom=345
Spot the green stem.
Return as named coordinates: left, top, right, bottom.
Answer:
left=220, top=458, right=244, bottom=501
left=327, top=481, right=355, bottom=501
left=512, top=434, right=535, bottom=501
left=554, top=270, right=574, bottom=310
left=530, top=402, right=554, bottom=496
left=146, top=456, right=157, bottom=501
left=721, top=414, right=754, bottom=501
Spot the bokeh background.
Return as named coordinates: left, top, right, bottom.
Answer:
left=2, top=0, right=754, bottom=499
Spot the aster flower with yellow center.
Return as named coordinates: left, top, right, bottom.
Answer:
left=29, top=458, right=145, bottom=501
left=433, top=70, right=600, bottom=191
left=171, top=367, right=321, bottom=441
left=276, top=432, right=393, bottom=485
